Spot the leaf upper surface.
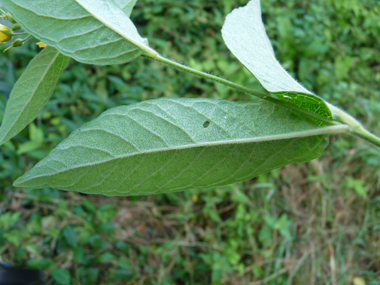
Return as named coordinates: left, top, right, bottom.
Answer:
left=221, top=0, right=332, bottom=120
left=14, top=98, right=331, bottom=196
left=0, top=47, right=69, bottom=146
left=2, top=0, right=156, bottom=65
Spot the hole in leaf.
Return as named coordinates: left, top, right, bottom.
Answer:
left=203, top=121, right=210, bottom=128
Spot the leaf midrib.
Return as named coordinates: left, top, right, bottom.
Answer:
left=15, top=125, right=350, bottom=184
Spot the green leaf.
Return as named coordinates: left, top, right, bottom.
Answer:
left=62, top=225, right=78, bottom=248
left=0, top=47, right=69, bottom=146
left=2, top=0, right=158, bottom=65
left=115, top=0, right=138, bottom=16
left=221, top=0, right=332, bottom=120
left=27, top=258, right=54, bottom=270
left=51, top=268, right=71, bottom=285
left=96, top=252, right=115, bottom=263
left=80, top=267, right=99, bottom=284
left=16, top=141, right=43, bottom=155
left=13, top=98, right=350, bottom=196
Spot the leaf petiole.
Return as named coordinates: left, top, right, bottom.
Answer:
left=10, top=31, right=27, bottom=36
left=3, top=34, right=32, bottom=53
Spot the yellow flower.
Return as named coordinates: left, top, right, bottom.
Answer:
left=36, top=41, right=47, bottom=48
left=0, top=24, right=11, bottom=43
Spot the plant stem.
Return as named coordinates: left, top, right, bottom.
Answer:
left=143, top=53, right=340, bottom=126
left=328, top=104, right=380, bottom=148
left=143, top=53, right=380, bottom=148
left=10, top=32, right=27, bottom=36
left=354, top=128, right=380, bottom=148
left=3, top=35, right=32, bottom=53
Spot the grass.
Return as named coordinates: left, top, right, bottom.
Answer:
left=0, top=0, right=380, bottom=284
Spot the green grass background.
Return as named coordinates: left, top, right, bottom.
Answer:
left=0, top=0, right=380, bottom=284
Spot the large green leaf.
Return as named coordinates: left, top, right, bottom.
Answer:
left=2, top=0, right=157, bottom=65
left=115, top=0, right=138, bottom=16
left=221, top=0, right=332, bottom=120
left=0, top=47, right=69, bottom=146
left=14, top=98, right=349, bottom=196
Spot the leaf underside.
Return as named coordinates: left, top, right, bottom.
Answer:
left=0, top=47, right=69, bottom=146
left=116, top=0, right=138, bottom=16
left=221, top=0, right=332, bottom=121
left=14, top=98, right=329, bottom=196
left=2, top=0, right=149, bottom=65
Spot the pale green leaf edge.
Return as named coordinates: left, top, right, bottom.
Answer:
left=115, top=0, right=138, bottom=16
left=75, top=0, right=157, bottom=56
left=221, top=0, right=333, bottom=120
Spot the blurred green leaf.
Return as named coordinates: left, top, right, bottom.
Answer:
left=51, top=268, right=71, bottom=285
left=62, top=225, right=78, bottom=248
left=0, top=212, right=21, bottom=231
left=27, top=258, right=54, bottom=270
left=73, top=247, right=85, bottom=262
left=97, top=223, right=116, bottom=233
left=16, top=141, right=43, bottom=155
left=3, top=229, right=28, bottom=247
left=82, top=199, right=96, bottom=213
left=113, top=269, right=134, bottom=281
left=276, top=214, right=292, bottom=240
left=334, top=56, right=354, bottom=80
left=96, top=252, right=115, bottom=263
left=79, top=267, right=98, bottom=285
left=345, top=177, right=367, bottom=198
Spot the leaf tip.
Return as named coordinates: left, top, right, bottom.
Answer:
left=13, top=175, right=27, bottom=188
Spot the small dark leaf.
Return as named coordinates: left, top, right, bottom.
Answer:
left=62, top=225, right=77, bottom=248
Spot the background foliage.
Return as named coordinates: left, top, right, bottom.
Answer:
left=0, top=0, right=380, bottom=284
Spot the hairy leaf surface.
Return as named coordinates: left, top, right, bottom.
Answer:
left=0, top=47, right=69, bottom=146
left=2, top=0, right=156, bottom=65
left=115, top=0, right=138, bottom=16
left=13, top=98, right=342, bottom=196
left=221, top=0, right=332, bottom=120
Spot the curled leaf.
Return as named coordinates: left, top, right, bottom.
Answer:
left=221, top=0, right=332, bottom=120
